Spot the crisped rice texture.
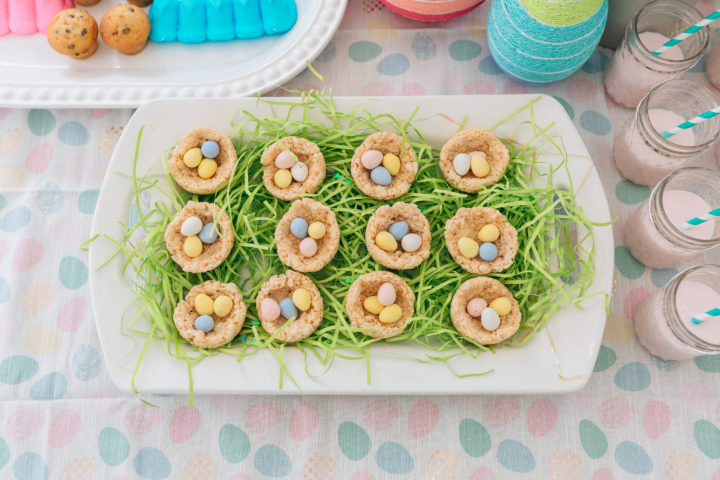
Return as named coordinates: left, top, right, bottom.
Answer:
left=173, top=280, right=246, bottom=349
left=439, top=128, right=510, bottom=193
left=169, top=127, right=236, bottom=194
left=164, top=201, right=234, bottom=273
left=261, top=136, right=326, bottom=201
left=444, top=206, right=518, bottom=274
left=346, top=271, right=415, bottom=339
left=450, top=277, right=520, bottom=345
left=275, top=198, right=339, bottom=272
left=256, top=270, right=324, bottom=342
left=365, top=202, right=431, bottom=270
left=351, top=131, right=418, bottom=200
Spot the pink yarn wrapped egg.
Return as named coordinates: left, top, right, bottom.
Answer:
left=379, top=0, right=486, bottom=22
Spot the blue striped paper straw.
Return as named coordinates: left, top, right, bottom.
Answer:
left=660, top=105, right=720, bottom=139
left=680, top=208, right=720, bottom=230
left=652, top=10, right=720, bottom=56
left=692, top=307, right=720, bottom=324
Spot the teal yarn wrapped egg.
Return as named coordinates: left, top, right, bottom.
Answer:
left=488, top=0, right=608, bottom=84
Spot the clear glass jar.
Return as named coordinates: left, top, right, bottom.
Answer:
left=604, top=0, right=708, bottom=108
left=634, top=265, right=720, bottom=360
left=625, top=167, right=720, bottom=268
left=613, top=80, right=720, bottom=186
left=707, top=38, right=720, bottom=89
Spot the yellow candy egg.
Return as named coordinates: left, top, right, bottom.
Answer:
left=198, top=158, right=218, bottom=179
left=195, top=294, right=214, bottom=315
left=382, top=153, right=401, bottom=175
left=274, top=168, right=292, bottom=188
left=478, top=224, right=500, bottom=243
left=183, top=235, right=203, bottom=258
left=375, top=231, right=398, bottom=252
left=470, top=153, right=490, bottom=177
left=214, top=295, right=233, bottom=317
left=308, top=222, right=326, bottom=240
left=379, top=304, right=402, bottom=324
left=363, top=296, right=384, bottom=315
left=458, top=237, right=479, bottom=258
left=489, top=297, right=512, bottom=316
left=292, top=288, right=312, bottom=312
left=183, top=148, right=202, bottom=168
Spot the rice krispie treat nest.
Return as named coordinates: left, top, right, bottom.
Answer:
left=169, top=127, right=236, bottom=194
left=164, top=201, right=234, bottom=273
left=351, top=131, right=418, bottom=200
left=256, top=271, right=324, bottom=343
left=346, top=271, right=415, bottom=339
left=275, top=198, right=339, bottom=272
left=439, top=128, right=510, bottom=193
left=444, top=206, right=518, bottom=274
left=365, top=202, right=431, bottom=270
left=450, top=277, right=521, bottom=345
left=261, top=137, right=326, bottom=201
left=173, top=280, right=247, bottom=349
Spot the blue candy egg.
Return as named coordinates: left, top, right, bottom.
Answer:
left=199, top=223, right=219, bottom=244
left=201, top=141, right=220, bottom=159
left=370, top=166, right=392, bottom=186
left=195, top=315, right=214, bottom=332
left=388, top=221, right=409, bottom=241
left=479, top=242, right=498, bottom=261
left=279, top=298, right=298, bottom=320
left=290, top=218, right=308, bottom=238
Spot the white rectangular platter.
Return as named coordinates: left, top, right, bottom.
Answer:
left=89, top=95, right=614, bottom=395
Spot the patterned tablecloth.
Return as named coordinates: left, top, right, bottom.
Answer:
left=3, top=1, right=720, bottom=479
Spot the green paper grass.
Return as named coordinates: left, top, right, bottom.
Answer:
left=98, top=91, right=601, bottom=403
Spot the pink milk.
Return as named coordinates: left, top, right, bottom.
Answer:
left=0, top=0, right=8, bottom=36
left=7, top=0, right=36, bottom=35
left=35, top=0, right=66, bottom=33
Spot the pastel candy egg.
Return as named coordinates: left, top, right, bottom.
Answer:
left=290, top=218, right=308, bottom=238
left=379, top=304, right=402, bottom=324
left=388, top=221, right=409, bottom=241
left=489, top=297, right=512, bottom=316
left=370, top=166, right=392, bottom=186
left=275, top=151, right=296, bottom=169
left=201, top=141, right=220, bottom=159
left=458, top=237, right=479, bottom=258
left=470, top=152, right=490, bottom=177
left=214, top=295, right=233, bottom=317
left=478, top=224, right=500, bottom=242
left=180, top=216, right=203, bottom=236
left=481, top=307, right=500, bottom=331
left=198, top=158, right=217, bottom=178
left=183, top=148, right=202, bottom=168
left=279, top=297, right=298, bottom=319
left=194, top=294, right=214, bottom=315
left=299, top=237, right=318, bottom=257
left=363, top=296, right=384, bottom=315
left=453, top=153, right=470, bottom=175
left=361, top=150, right=383, bottom=169
left=308, top=222, right=326, bottom=239
left=479, top=242, right=498, bottom=261
left=466, top=297, right=487, bottom=317
left=382, top=153, right=401, bottom=175
left=291, top=162, right=308, bottom=182
left=194, top=315, right=214, bottom=332
left=274, top=169, right=292, bottom=188
left=260, top=298, right=280, bottom=321
left=377, top=282, right=396, bottom=306
left=183, top=236, right=203, bottom=257
left=199, top=223, right=218, bottom=244
left=375, top=231, right=397, bottom=252
left=401, top=233, right=422, bottom=252
left=292, top=288, right=312, bottom=312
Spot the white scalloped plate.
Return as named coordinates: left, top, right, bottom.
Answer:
left=0, top=0, right=345, bottom=107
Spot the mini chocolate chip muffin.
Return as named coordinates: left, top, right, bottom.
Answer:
left=261, top=137, right=326, bottom=201
left=346, top=271, right=415, bottom=339
left=351, top=132, right=418, bottom=200
left=127, top=0, right=154, bottom=6
left=75, top=0, right=102, bottom=6
left=439, top=128, right=510, bottom=193
left=365, top=202, right=431, bottom=270
left=46, top=9, right=99, bottom=60
left=275, top=199, right=340, bottom=272
left=100, top=4, right=151, bottom=55
left=169, top=128, right=237, bottom=195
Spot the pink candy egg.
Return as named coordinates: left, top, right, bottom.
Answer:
left=275, top=151, right=296, bottom=169
left=299, top=237, right=318, bottom=257
left=469, top=151, right=486, bottom=159
left=467, top=297, right=487, bottom=317
left=361, top=150, right=383, bottom=170
left=377, top=282, right=396, bottom=306
left=260, top=298, right=280, bottom=321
